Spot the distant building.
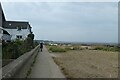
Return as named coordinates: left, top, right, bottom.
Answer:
left=49, top=43, right=58, bottom=46
left=3, top=21, right=32, bottom=40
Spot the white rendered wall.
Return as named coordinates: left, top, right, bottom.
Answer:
left=4, top=28, right=30, bottom=40
left=0, top=29, right=2, bottom=40
left=2, top=34, right=11, bottom=41
left=0, top=8, right=2, bottom=27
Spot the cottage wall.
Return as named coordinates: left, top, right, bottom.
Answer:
left=0, top=5, right=2, bottom=40
left=4, top=28, right=30, bottom=40
left=2, top=34, right=11, bottom=41
left=0, top=29, right=2, bottom=41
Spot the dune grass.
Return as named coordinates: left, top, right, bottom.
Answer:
left=48, top=46, right=67, bottom=52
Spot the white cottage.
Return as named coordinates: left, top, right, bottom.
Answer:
left=3, top=21, right=32, bottom=40
left=0, top=3, right=32, bottom=41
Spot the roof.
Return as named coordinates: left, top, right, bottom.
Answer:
left=3, top=29, right=10, bottom=35
left=2, top=10, right=6, bottom=22
left=0, top=3, right=6, bottom=27
left=0, top=27, right=10, bottom=35
left=3, top=21, right=31, bottom=29
left=0, top=3, right=32, bottom=30
left=0, top=3, right=6, bottom=22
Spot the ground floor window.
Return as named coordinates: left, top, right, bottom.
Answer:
left=16, top=35, right=22, bottom=39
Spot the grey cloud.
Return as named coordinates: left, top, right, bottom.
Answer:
left=2, top=2, right=118, bottom=43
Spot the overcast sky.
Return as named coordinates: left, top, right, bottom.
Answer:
left=2, top=2, right=118, bottom=43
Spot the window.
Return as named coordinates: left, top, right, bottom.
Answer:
left=9, top=23, right=11, bottom=26
left=20, top=36, right=22, bottom=38
left=17, top=36, right=19, bottom=39
left=17, top=27, right=21, bottom=31
left=16, top=35, right=22, bottom=39
left=0, top=29, right=2, bottom=33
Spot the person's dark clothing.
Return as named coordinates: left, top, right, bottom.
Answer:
left=40, top=43, right=43, bottom=52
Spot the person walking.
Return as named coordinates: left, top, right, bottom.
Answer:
left=40, top=42, right=43, bottom=52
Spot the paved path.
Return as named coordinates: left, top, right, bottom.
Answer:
left=29, top=46, right=65, bottom=78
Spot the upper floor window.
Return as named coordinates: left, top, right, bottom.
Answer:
left=9, top=23, right=11, bottom=26
left=0, top=29, right=2, bottom=34
left=17, top=27, right=21, bottom=31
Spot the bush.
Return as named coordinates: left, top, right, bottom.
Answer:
left=73, top=46, right=80, bottom=50
left=93, top=46, right=119, bottom=52
left=2, top=38, right=38, bottom=59
left=94, top=46, right=103, bottom=50
left=49, top=46, right=67, bottom=52
left=65, top=47, right=72, bottom=50
left=2, top=41, right=22, bottom=59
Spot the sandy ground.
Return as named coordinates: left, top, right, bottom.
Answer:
left=50, top=50, right=118, bottom=78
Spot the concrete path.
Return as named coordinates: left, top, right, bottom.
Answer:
left=29, top=46, right=65, bottom=78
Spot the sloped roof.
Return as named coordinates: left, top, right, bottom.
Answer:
left=3, top=29, right=10, bottom=35
left=0, top=27, right=10, bottom=35
left=3, top=21, right=31, bottom=29
left=0, top=3, right=32, bottom=30
left=0, top=3, right=6, bottom=21
left=0, top=3, right=6, bottom=27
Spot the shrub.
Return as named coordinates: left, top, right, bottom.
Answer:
left=94, top=46, right=103, bottom=50
left=65, top=47, right=72, bottom=50
left=49, top=46, right=67, bottom=52
left=93, top=46, right=119, bottom=52
left=2, top=41, right=21, bottom=59
left=2, top=38, right=38, bottom=59
left=73, top=46, right=80, bottom=50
